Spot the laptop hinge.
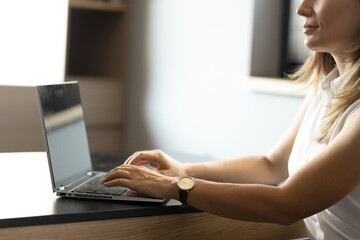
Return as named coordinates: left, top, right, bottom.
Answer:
left=58, top=185, right=66, bottom=191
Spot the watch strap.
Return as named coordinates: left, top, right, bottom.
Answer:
left=178, top=189, right=188, bottom=206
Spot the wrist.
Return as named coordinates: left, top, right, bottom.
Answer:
left=184, top=162, right=206, bottom=179
left=169, top=177, right=180, bottom=200
left=183, top=162, right=195, bottom=176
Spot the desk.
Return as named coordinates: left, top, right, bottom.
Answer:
left=0, top=152, right=308, bottom=239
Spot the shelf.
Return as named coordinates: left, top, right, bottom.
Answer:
left=66, top=75, right=120, bottom=82
left=65, top=8, right=126, bottom=79
left=69, top=0, right=129, bottom=12
left=65, top=0, right=128, bottom=153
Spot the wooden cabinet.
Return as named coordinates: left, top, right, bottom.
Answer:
left=65, top=0, right=129, bottom=152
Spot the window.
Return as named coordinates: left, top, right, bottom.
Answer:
left=0, top=1, right=68, bottom=86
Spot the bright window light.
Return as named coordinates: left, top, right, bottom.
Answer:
left=0, top=0, right=68, bottom=86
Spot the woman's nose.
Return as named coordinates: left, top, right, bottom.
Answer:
left=296, top=0, right=313, bottom=17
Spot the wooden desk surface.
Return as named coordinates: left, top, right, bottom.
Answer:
left=0, top=212, right=308, bottom=240
left=0, top=152, right=308, bottom=239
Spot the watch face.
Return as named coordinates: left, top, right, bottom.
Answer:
left=177, top=177, right=195, bottom=190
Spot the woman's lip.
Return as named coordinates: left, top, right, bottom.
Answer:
left=303, top=24, right=319, bottom=34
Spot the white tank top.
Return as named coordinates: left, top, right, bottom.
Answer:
left=288, top=68, right=360, bottom=239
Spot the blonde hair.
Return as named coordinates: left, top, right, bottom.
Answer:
left=289, top=39, right=360, bottom=143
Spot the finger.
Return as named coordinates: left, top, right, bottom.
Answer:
left=101, top=169, right=130, bottom=184
left=126, top=150, right=163, bottom=166
left=103, top=178, right=132, bottom=188
left=132, top=160, right=150, bottom=166
left=102, top=166, right=123, bottom=180
left=102, top=165, right=143, bottom=182
left=124, top=151, right=147, bottom=165
left=133, top=160, right=160, bottom=169
left=124, top=152, right=140, bottom=165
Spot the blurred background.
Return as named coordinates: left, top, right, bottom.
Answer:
left=0, top=0, right=309, bottom=160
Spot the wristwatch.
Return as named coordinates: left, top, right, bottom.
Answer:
left=177, top=176, right=195, bottom=207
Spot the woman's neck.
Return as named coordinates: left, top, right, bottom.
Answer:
left=332, top=54, right=346, bottom=76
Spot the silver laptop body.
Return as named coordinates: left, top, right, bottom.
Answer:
left=36, top=81, right=163, bottom=203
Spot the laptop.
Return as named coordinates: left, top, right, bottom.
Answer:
left=36, top=81, right=164, bottom=203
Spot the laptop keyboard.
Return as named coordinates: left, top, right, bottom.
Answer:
left=71, top=173, right=128, bottom=196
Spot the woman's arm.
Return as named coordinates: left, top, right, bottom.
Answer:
left=184, top=93, right=313, bottom=185
left=175, top=106, right=360, bottom=225
left=101, top=96, right=360, bottom=226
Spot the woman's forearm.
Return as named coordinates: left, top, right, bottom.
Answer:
left=175, top=179, right=297, bottom=225
left=184, top=155, right=288, bottom=185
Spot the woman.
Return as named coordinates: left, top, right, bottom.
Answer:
left=101, top=0, right=360, bottom=238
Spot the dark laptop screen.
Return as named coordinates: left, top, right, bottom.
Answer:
left=36, top=82, right=92, bottom=191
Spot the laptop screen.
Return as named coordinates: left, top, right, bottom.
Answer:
left=36, top=82, right=92, bottom=191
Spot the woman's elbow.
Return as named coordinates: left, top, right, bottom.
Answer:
left=270, top=199, right=305, bottom=225
left=275, top=214, right=303, bottom=226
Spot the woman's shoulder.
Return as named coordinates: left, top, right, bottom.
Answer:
left=330, top=99, right=360, bottom=141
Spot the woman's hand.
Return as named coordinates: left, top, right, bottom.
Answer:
left=100, top=164, right=178, bottom=199
left=124, top=150, right=188, bottom=177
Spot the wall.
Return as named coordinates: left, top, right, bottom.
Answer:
left=124, top=0, right=304, bottom=160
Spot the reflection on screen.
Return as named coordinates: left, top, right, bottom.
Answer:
left=37, top=83, right=92, bottom=190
